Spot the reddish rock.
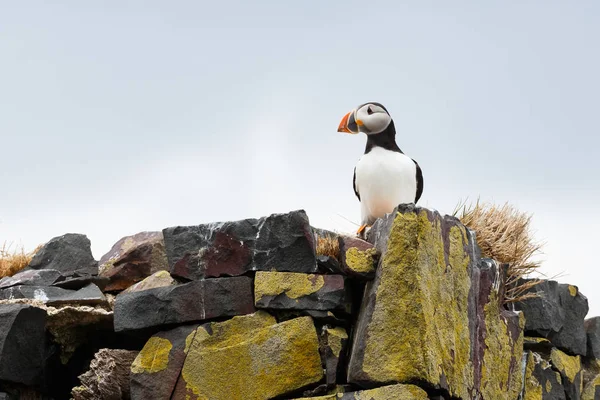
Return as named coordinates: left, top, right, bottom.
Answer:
left=99, top=232, right=168, bottom=292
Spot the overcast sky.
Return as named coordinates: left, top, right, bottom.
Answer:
left=1, top=2, right=599, bottom=313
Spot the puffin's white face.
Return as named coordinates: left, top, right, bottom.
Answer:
left=337, top=102, right=392, bottom=135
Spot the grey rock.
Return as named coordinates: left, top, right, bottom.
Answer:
left=163, top=210, right=317, bottom=280
left=0, top=304, right=47, bottom=386
left=514, top=280, right=588, bottom=356
left=585, top=317, right=600, bottom=359
left=114, top=276, right=255, bottom=332
left=0, top=269, right=62, bottom=289
left=26, top=233, right=98, bottom=276
left=52, top=275, right=110, bottom=291
left=0, top=283, right=106, bottom=306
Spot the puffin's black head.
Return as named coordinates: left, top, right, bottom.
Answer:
left=337, top=102, right=392, bottom=135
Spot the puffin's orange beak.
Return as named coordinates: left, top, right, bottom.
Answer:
left=337, top=110, right=359, bottom=134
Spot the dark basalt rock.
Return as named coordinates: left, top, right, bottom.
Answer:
left=0, top=304, right=47, bottom=386
left=98, top=231, right=169, bottom=292
left=585, top=317, right=600, bottom=359
left=514, top=279, right=589, bottom=356
left=130, top=324, right=199, bottom=400
left=254, top=271, right=350, bottom=313
left=319, top=325, right=349, bottom=387
left=163, top=210, right=317, bottom=280
left=52, top=275, right=110, bottom=291
left=26, top=233, right=98, bottom=276
left=114, top=276, right=255, bottom=333
left=0, top=283, right=106, bottom=306
left=0, top=269, right=63, bottom=289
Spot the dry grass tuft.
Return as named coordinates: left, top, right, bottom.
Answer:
left=454, top=200, right=544, bottom=304
left=0, top=242, right=40, bottom=278
left=316, top=234, right=340, bottom=261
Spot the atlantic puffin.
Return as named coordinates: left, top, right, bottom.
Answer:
left=337, top=102, right=423, bottom=236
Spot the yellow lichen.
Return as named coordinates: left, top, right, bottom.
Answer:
left=546, top=380, right=551, bottom=393
left=480, top=294, right=524, bottom=400
left=551, top=348, right=581, bottom=383
left=354, top=211, right=473, bottom=399
left=525, top=336, right=551, bottom=344
left=344, top=247, right=377, bottom=274
left=522, top=352, right=542, bottom=400
left=254, top=271, right=325, bottom=300
left=299, top=384, right=428, bottom=399
left=131, top=337, right=173, bottom=374
left=184, top=330, right=197, bottom=354
left=568, top=285, right=578, bottom=296
left=582, top=373, right=600, bottom=400
left=325, top=326, right=348, bottom=357
left=180, top=316, right=322, bottom=400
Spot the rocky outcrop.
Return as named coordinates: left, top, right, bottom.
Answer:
left=71, top=349, right=139, bottom=400
left=1, top=207, right=598, bottom=399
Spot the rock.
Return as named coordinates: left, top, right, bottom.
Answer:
left=337, top=236, right=378, bottom=279
left=254, top=271, right=350, bottom=312
left=551, top=348, right=583, bottom=399
left=319, top=326, right=349, bottom=387
left=582, top=370, right=600, bottom=400
left=45, top=305, right=114, bottom=363
left=163, top=210, right=317, bottom=280
left=347, top=205, right=524, bottom=399
left=522, top=351, right=566, bottom=400
left=26, top=233, right=97, bottom=276
left=114, top=276, right=255, bottom=332
left=514, top=280, right=588, bottom=356
left=173, top=315, right=322, bottom=400
left=0, top=269, right=63, bottom=289
left=99, top=231, right=168, bottom=292
left=298, top=384, right=428, bottom=399
left=52, top=275, right=110, bottom=291
left=71, top=349, right=138, bottom=400
left=122, top=270, right=176, bottom=294
left=130, top=324, right=200, bottom=400
left=0, top=304, right=47, bottom=385
left=0, top=283, right=107, bottom=307
left=585, top=317, right=600, bottom=359
left=316, top=255, right=342, bottom=275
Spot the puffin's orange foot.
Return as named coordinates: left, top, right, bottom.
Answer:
left=356, top=224, right=370, bottom=237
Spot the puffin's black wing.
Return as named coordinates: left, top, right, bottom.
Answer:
left=353, top=166, right=360, bottom=201
left=413, top=160, right=424, bottom=203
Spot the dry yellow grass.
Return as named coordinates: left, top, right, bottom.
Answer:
left=454, top=200, right=544, bottom=304
left=315, top=234, right=340, bottom=261
left=0, top=242, right=39, bottom=278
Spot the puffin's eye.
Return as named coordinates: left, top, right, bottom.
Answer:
left=367, top=106, right=373, bottom=115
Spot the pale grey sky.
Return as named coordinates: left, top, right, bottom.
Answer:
left=1, top=2, right=599, bottom=312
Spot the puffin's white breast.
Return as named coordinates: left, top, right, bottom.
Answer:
left=355, top=146, right=417, bottom=224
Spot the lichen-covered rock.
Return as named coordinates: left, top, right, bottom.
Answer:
left=0, top=283, right=107, bottom=307
left=122, top=270, right=176, bottom=294
left=130, top=324, right=200, bottom=400
left=347, top=205, right=523, bottom=399
left=298, top=383, right=428, bottom=399
left=0, top=269, right=63, bottom=289
left=114, top=277, right=255, bottom=332
left=514, top=280, right=588, bottom=356
left=337, top=236, right=378, bottom=279
left=582, top=369, right=600, bottom=400
left=71, top=349, right=138, bottom=400
left=99, top=231, right=169, bottom=292
left=254, top=271, right=350, bottom=312
left=173, top=316, right=322, bottom=400
left=26, top=233, right=98, bottom=276
left=0, top=304, right=47, bottom=386
left=521, top=351, right=566, bottom=400
left=319, top=326, right=349, bottom=387
left=163, top=210, right=317, bottom=280
left=551, top=348, right=583, bottom=399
